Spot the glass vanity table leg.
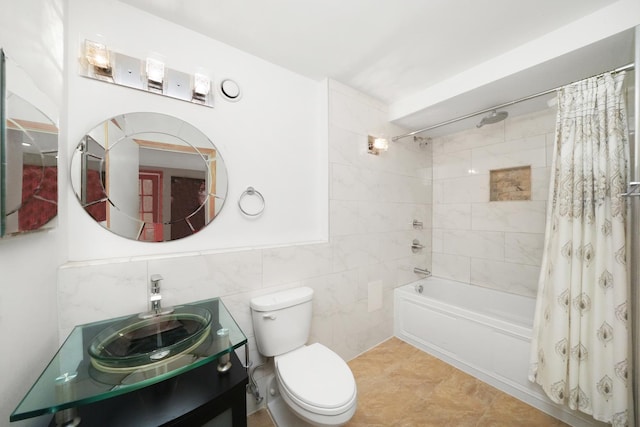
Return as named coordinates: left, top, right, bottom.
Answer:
left=54, top=373, right=80, bottom=427
left=217, top=328, right=232, bottom=373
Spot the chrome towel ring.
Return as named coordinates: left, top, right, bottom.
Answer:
left=238, top=186, right=265, bottom=217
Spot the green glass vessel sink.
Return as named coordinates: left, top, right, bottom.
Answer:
left=88, top=306, right=212, bottom=372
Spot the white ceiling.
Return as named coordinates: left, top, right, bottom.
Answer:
left=395, top=28, right=636, bottom=136
left=120, top=0, right=634, bottom=134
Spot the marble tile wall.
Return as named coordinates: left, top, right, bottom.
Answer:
left=431, top=109, right=555, bottom=297
left=56, top=79, right=432, bottom=413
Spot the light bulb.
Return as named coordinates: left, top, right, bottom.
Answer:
left=373, top=137, right=389, bottom=151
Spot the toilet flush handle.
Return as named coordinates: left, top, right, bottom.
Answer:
left=262, top=314, right=277, bottom=320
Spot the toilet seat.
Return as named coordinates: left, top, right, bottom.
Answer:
left=275, top=343, right=357, bottom=416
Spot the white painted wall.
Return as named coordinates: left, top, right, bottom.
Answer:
left=0, top=1, right=64, bottom=426
left=65, top=0, right=328, bottom=261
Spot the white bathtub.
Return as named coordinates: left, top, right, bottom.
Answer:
left=394, top=276, right=605, bottom=427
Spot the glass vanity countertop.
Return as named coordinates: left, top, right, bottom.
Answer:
left=11, top=297, right=246, bottom=422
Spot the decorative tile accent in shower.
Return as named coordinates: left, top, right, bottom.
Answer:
left=490, top=166, right=531, bottom=201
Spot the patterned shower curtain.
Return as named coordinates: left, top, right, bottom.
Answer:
left=528, top=72, right=632, bottom=426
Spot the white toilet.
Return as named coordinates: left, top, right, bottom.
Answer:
left=250, top=287, right=357, bottom=427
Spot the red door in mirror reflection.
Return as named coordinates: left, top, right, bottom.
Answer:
left=139, top=170, right=163, bottom=242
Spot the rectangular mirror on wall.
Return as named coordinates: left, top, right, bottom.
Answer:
left=0, top=48, right=59, bottom=238
left=0, top=49, right=5, bottom=236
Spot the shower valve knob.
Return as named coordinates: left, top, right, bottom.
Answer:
left=411, top=239, right=425, bottom=253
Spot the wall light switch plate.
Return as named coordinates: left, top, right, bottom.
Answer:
left=368, top=280, right=383, bottom=312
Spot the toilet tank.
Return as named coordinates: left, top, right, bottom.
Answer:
left=250, top=287, right=313, bottom=357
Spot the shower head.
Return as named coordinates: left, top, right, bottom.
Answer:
left=476, top=110, right=508, bottom=128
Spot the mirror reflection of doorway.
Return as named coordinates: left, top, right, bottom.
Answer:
left=170, top=176, right=205, bottom=240
left=139, top=170, right=163, bottom=242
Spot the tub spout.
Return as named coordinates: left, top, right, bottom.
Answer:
left=414, top=267, right=431, bottom=276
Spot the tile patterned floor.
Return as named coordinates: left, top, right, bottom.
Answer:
left=248, top=337, right=567, bottom=427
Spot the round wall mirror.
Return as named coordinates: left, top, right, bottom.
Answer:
left=70, top=112, right=228, bottom=242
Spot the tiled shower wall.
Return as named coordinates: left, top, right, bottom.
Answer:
left=431, top=108, right=556, bottom=297
left=57, top=80, right=431, bottom=413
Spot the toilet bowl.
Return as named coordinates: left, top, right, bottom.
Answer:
left=250, top=287, right=357, bottom=427
left=275, top=344, right=357, bottom=426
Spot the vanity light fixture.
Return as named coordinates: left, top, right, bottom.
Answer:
left=84, top=40, right=112, bottom=76
left=192, top=73, right=211, bottom=102
left=367, top=135, right=389, bottom=155
left=146, top=58, right=165, bottom=91
left=80, top=39, right=214, bottom=108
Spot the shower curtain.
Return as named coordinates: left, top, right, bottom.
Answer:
left=528, top=72, right=632, bottom=426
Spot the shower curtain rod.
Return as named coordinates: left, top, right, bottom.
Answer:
left=392, top=62, right=635, bottom=142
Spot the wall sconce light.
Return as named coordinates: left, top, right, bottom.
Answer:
left=146, top=58, right=165, bottom=91
left=192, top=73, right=211, bottom=102
left=84, top=40, right=112, bottom=76
left=368, top=135, right=389, bottom=155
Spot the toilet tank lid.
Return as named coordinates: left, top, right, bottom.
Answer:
left=250, top=287, right=313, bottom=311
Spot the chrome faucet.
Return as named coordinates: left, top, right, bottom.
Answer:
left=150, top=274, right=163, bottom=313
left=139, top=274, right=174, bottom=319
